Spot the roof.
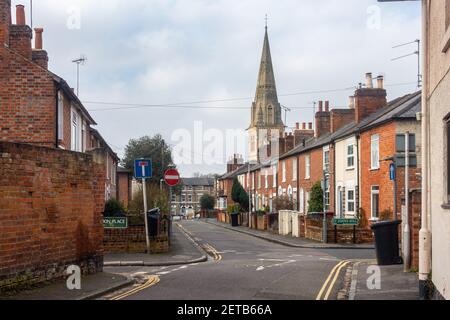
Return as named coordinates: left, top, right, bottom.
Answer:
left=50, top=72, right=97, bottom=125
left=278, top=91, right=421, bottom=160
left=89, top=128, right=119, bottom=161
left=117, top=166, right=132, bottom=173
left=182, top=177, right=215, bottom=187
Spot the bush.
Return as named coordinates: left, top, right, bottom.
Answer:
left=104, top=199, right=125, bottom=217
left=129, top=182, right=169, bottom=214
left=308, top=182, right=323, bottom=213
left=273, top=196, right=294, bottom=212
left=231, top=177, right=249, bottom=212
left=200, top=194, right=215, bottom=211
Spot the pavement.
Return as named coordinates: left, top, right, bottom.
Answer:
left=103, top=220, right=376, bottom=300
left=104, top=222, right=207, bottom=267
left=345, top=261, right=419, bottom=300
left=206, top=219, right=374, bottom=250
left=1, top=272, right=133, bottom=300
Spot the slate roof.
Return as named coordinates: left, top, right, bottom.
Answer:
left=182, top=177, right=215, bottom=187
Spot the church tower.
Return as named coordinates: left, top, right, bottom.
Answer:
left=248, top=25, right=285, bottom=162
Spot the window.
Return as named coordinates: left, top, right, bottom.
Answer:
left=71, top=109, right=79, bottom=151
left=293, top=159, right=297, bottom=181
left=187, top=194, right=192, bottom=202
left=305, top=155, right=311, bottom=179
left=347, top=144, right=355, bottom=169
left=272, top=165, right=277, bottom=188
left=57, top=92, right=64, bottom=140
left=181, top=195, right=186, bottom=202
left=323, top=148, right=330, bottom=173
left=282, top=161, right=286, bottom=182
left=171, top=194, right=177, bottom=202
left=347, top=189, right=355, bottom=214
left=265, top=170, right=268, bottom=189
left=371, top=186, right=380, bottom=219
left=305, top=192, right=310, bottom=213
left=371, top=134, right=380, bottom=170
left=324, top=177, right=330, bottom=211
left=258, top=173, right=261, bottom=189
left=299, top=189, right=304, bottom=214
left=252, top=173, right=255, bottom=190
left=396, top=134, right=417, bottom=167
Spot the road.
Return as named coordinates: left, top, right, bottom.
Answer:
left=103, top=220, right=375, bottom=300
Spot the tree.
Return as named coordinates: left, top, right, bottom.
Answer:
left=122, top=134, right=173, bottom=184
left=308, top=182, right=324, bottom=213
left=128, top=183, right=169, bottom=215
left=104, top=198, right=125, bottom=217
left=273, top=196, right=294, bottom=212
left=200, top=194, right=215, bottom=211
left=231, top=177, right=249, bottom=212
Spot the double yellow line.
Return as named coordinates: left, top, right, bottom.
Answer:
left=203, top=243, right=222, bottom=261
left=110, top=275, right=160, bottom=300
left=316, top=260, right=351, bottom=300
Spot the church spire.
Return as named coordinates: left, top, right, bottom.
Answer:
left=250, top=24, right=283, bottom=128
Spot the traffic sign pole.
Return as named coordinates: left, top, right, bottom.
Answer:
left=142, top=178, right=150, bottom=253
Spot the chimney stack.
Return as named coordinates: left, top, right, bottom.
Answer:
left=354, top=72, right=387, bottom=123
left=377, top=75, right=384, bottom=89
left=9, top=4, right=32, bottom=59
left=32, top=27, right=48, bottom=69
left=366, top=72, right=373, bottom=88
left=308, top=122, right=313, bottom=130
left=315, top=100, right=331, bottom=138
left=331, top=109, right=355, bottom=133
left=0, top=0, right=11, bottom=46
left=296, top=122, right=299, bottom=130
left=302, top=122, right=306, bottom=130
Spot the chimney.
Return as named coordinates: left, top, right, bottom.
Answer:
left=377, top=75, right=384, bottom=89
left=227, top=154, right=243, bottom=173
left=32, top=28, right=48, bottom=69
left=330, top=109, right=355, bottom=133
left=315, top=101, right=331, bottom=138
left=308, top=122, right=313, bottom=130
left=0, top=0, right=11, bottom=46
left=285, top=134, right=295, bottom=153
left=296, top=122, right=299, bottom=130
left=325, top=101, right=330, bottom=112
left=365, top=72, right=373, bottom=89
left=9, top=4, right=32, bottom=59
left=302, top=122, right=306, bottom=130
left=349, top=96, right=355, bottom=109
left=354, top=72, right=387, bottom=123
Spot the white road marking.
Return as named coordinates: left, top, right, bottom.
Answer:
left=256, top=259, right=297, bottom=271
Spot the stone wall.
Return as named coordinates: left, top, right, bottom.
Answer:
left=0, top=142, right=105, bottom=292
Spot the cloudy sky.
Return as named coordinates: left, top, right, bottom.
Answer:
left=12, top=0, right=421, bottom=176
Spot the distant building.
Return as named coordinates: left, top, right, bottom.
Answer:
left=117, top=166, right=133, bottom=209
left=171, top=177, right=215, bottom=215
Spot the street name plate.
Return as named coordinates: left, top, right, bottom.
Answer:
left=103, top=217, right=128, bottom=229
left=332, top=218, right=359, bottom=226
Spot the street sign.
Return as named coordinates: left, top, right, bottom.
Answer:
left=390, top=163, right=396, bottom=181
left=134, top=159, right=152, bottom=179
left=332, top=218, right=359, bottom=226
left=164, top=168, right=180, bottom=187
left=103, top=217, right=128, bottom=229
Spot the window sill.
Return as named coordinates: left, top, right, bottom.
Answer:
left=346, top=167, right=355, bottom=171
left=369, top=218, right=379, bottom=222
left=370, top=168, right=380, bottom=172
left=442, top=203, right=450, bottom=210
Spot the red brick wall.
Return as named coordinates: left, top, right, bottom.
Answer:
left=0, top=142, right=105, bottom=292
left=299, top=148, right=323, bottom=211
left=0, top=46, right=56, bottom=148
left=104, top=226, right=146, bottom=254
left=0, top=0, right=11, bottom=46
left=118, top=172, right=132, bottom=208
left=360, top=122, right=398, bottom=225
left=354, top=88, right=387, bottom=123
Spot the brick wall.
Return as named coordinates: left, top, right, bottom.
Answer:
left=103, top=226, right=146, bottom=254
left=0, top=46, right=57, bottom=148
left=0, top=142, right=105, bottom=292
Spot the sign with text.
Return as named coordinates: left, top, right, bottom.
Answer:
left=134, top=159, right=152, bottom=179
left=103, top=217, right=128, bottom=229
left=332, top=218, right=359, bottom=226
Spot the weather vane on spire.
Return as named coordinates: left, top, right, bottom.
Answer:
left=265, top=14, right=268, bottom=29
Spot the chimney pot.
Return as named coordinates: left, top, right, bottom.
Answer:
left=296, top=122, right=299, bottom=130
left=365, top=72, right=373, bottom=89
left=302, top=122, right=306, bottom=130
left=34, top=28, right=43, bottom=49
left=318, top=101, right=323, bottom=112
left=16, top=5, right=25, bottom=25
left=349, top=96, right=355, bottom=109
left=308, top=122, right=313, bottom=130
left=325, top=101, right=330, bottom=112
left=377, top=75, right=384, bottom=89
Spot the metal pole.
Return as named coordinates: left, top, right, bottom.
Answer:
left=394, top=164, right=398, bottom=221
left=76, top=63, right=80, bottom=96
left=142, top=178, right=150, bottom=253
left=322, top=173, right=327, bottom=244
left=404, top=132, right=411, bottom=271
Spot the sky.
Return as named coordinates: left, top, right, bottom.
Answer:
left=12, top=0, right=421, bottom=177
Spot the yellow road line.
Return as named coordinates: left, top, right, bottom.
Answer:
left=316, top=260, right=347, bottom=300
left=110, top=275, right=160, bottom=300
left=323, top=261, right=350, bottom=300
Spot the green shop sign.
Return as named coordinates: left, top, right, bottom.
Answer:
left=103, top=217, right=128, bottom=229
left=332, top=218, right=359, bottom=226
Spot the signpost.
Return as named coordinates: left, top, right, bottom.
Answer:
left=164, top=168, right=180, bottom=245
left=135, top=159, right=152, bottom=253
left=103, top=217, right=128, bottom=229
left=332, top=218, right=359, bottom=244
